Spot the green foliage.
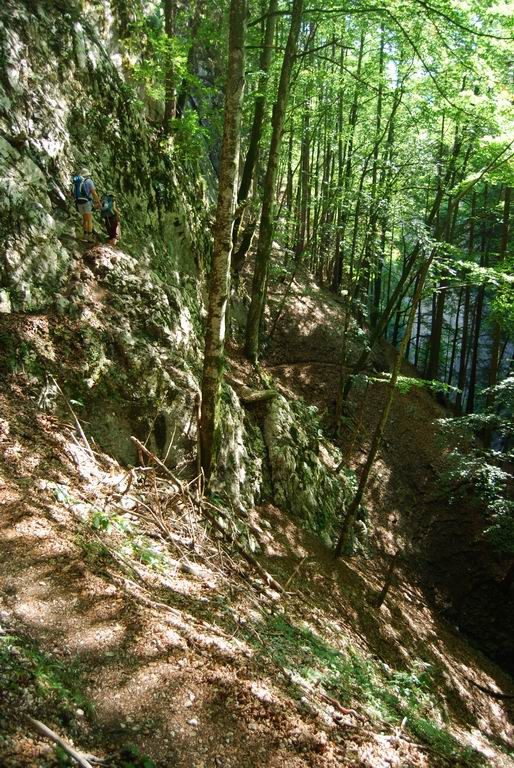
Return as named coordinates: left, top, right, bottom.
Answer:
left=55, top=744, right=74, bottom=765
left=124, top=536, right=167, bottom=570
left=408, top=716, right=486, bottom=765
left=490, top=253, right=514, bottom=336
left=119, top=744, right=157, bottom=768
left=371, top=373, right=459, bottom=395
left=0, top=631, right=90, bottom=715
left=438, top=377, right=514, bottom=554
left=90, top=508, right=134, bottom=535
left=247, top=615, right=485, bottom=766
left=166, top=110, right=209, bottom=165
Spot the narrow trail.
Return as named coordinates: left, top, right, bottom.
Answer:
left=2, top=379, right=514, bottom=768
left=0, top=269, right=513, bottom=767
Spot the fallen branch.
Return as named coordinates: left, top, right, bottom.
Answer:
left=315, top=686, right=365, bottom=721
left=225, top=377, right=278, bottom=404
left=49, top=375, right=96, bottom=464
left=130, top=436, right=183, bottom=489
left=284, top=556, right=309, bottom=589
left=25, top=716, right=105, bottom=767
left=283, top=668, right=364, bottom=722
left=466, top=677, right=514, bottom=700
left=239, top=388, right=278, bottom=404
left=200, top=503, right=285, bottom=595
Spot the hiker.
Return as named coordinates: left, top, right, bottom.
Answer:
left=72, top=168, right=100, bottom=242
left=100, top=192, right=121, bottom=246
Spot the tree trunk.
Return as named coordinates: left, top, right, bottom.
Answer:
left=455, top=190, right=476, bottom=412
left=200, top=0, right=247, bottom=480
left=467, top=184, right=490, bottom=413
left=163, top=0, right=178, bottom=134
left=331, top=42, right=346, bottom=292
left=232, top=0, right=278, bottom=251
left=484, top=185, right=511, bottom=443
left=447, top=286, right=463, bottom=387
left=331, top=30, right=365, bottom=293
left=244, top=0, right=304, bottom=362
left=175, top=0, right=205, bottom=118
left=335, top=252, right=433, bottom=557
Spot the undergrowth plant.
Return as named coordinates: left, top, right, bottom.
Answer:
left=438, top=377, right=514, bottom=555
left=246, top=614, right=486, bottom=766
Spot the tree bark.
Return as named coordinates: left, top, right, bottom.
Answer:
left=200, top=0, right=247, bottom=480
left=455, top=190, right=476, bottom=412
left=244, top=0, right=304, bottom=362
left=331, top=31, right=365, bottom=293
left=484, top=185, right=511, bottom=444
left=176, top=0, right=205, bottom=118
left=232, top=0, right=278, bottom=251
left=163, top=0, right=178, bottom=134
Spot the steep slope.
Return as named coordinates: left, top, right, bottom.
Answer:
left=263, top=272, right=514, bottom=675
left=1, top=2, right=513, bottom=767
left=2, top=375, right=514, bottom=768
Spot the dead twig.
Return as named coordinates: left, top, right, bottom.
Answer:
left=314, top=685, right=365, bottom=721
left=49, top=375, right=95, bottom=463
left=25, top=716, right=105, bottom=767
left=132, top=436, right=284, bottom=596
left=200, top=503, right=284, bottom=595
left=284, top=556, right=309, bottom=589
left=130, top=436, right=183, bottom=489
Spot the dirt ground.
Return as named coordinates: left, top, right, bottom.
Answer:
left=0, top=270, right=513, bottom=767
left=264, top=272, right=514, bottom=672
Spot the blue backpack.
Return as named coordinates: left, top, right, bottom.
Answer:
left=72, top=175, right=91, bottom=207
left=100, top=194, right=116, bottom=218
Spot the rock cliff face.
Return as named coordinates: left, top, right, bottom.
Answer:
left=0, top=0, right=354, bottom=537
left=0, top=0, right=205, bottom=310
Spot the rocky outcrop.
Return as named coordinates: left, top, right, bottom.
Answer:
left=0, top=0, right=207, bottom=312
left=0, top=0, right=356, bottom=538
left=263, top=396, right=355, bottom=540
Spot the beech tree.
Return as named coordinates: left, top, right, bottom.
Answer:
left=200, top=0, right=247, bottom=481
left=244, top=0, right=304, bottom=362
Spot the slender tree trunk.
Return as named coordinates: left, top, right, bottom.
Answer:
left=447, top=287, right=463, bottom=387
left=426, top=194, right=461, bottom=380
left=467, top=184, right=490, bottom=413
left=484, top=185, right=511, bottom=443
left=200, top=0, right=247, bottom=480
left=331, top=42, right=346, bottom=291
left=362, top=27, right=384, bottom=318
left=232, top=0, right=278, bottom=251
left=163, top=0, right=178, bottom=134
left=455, top=190, right=476, bottom=412
left=245, top=0, right=304, bottom=361
left=335, top=252, right=433, bottom=557
left=331, top=31, right=365, bottom=292
left=414, top=293, right=423, bottom=369
left=467, top=285, right=485, bottom=414
left=176, top=0, right=205, bottom=118
left=295, top=104, right=311, bottom=258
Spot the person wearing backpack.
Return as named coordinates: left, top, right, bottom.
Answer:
left=100, top=192, right=121, bottom=246
left=72, top=168, right=100, bottom=242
